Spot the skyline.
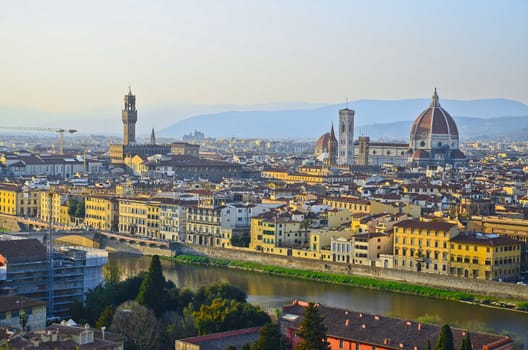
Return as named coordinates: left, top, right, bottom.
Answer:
left=1, top=0, right=527, bottom=117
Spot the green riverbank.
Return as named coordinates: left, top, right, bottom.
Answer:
left=170, top=254, right=528, bottom=312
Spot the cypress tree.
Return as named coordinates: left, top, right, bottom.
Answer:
left=435, top=324, right=455, bottom=350
left=296, top=302, right=329, bottom=350
left=136, top=255, right=166, bottom=316
left=459, top=332, right=472, bottom=350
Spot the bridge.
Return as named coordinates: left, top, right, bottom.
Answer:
left=1, top=214, right=171, bottom=250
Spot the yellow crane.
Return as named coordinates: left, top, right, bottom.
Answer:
left=0, top=126, right=77, bottom=155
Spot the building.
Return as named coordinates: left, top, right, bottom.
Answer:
left=0, top=295, right=47, bottom=331
left=450, top=232, right=521, bottom=281
left=281, top=300, right=513, bottom=350
left=0, top=183, right=40, bottom=217
left=118, top=198, right=160, bottom=237
left=175, top=327, right=261, bottom=350
left=393, top=220, right=459, bottom=274
left=142, top=154, right=242, bottom=182
left=338, top=107, right=355, bottom=166
left=355, top=138, right=409, bottom=167
left=109, top=89, right=200, bottom=165
left=85, top=195, right=119, bottom=232
left=0, top=238, right=108, bottom=317
left=122, top=87, right=137, bottom=146
left=6, top=322, right=124, bottom=349
left=314, top=125, right=338, bottom=167
left=408, top=89, right=466, bottom=167
left=468, top=215, right=528, bottom=270
left=159, top=198, right=190, bottom=242
left=249, top=215, right=305, bottom=253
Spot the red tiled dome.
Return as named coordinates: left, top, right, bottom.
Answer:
left=315, top=133, right=330, bottom=149
left=410, top=89, right=458, bottom=138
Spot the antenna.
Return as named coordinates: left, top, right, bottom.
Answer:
left=346, top=97, right=349, bottom=109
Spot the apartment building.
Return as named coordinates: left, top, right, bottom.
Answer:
left=450, top=232, right=521, bottom=281
left=393, top=220, right=459, bottom=274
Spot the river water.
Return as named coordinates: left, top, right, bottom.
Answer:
left=109, top=253, right=528, bottom=347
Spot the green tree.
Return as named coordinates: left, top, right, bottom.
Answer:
left=435, top=324, right=455, bottom=350
left=103, top=260, right=122, bottom=285
left=96, top=305, right=114, bottom=329
left=251, top=322, right=284, bottom=350
left=193, top=298, right=270, bottom=335
left=296, top=302, right=328, bottom=350
left=136, top=255, right=167, bottom=316
left=192, top=282, right=247, bottom=310
left=459, top=332, right=472, bottom=350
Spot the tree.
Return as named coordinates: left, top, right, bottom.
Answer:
left=296, top=302, right=328, bottom=350
left=459, top=332, right=472, bottom=350
left=193, top=298, right=270, bottom=335
left=110, top=301, right=161, bottom=350
left=103, top=260, right=122, bottom=285
left=251, top=322, right=284, bottom=350
left=136, top=255, right=167, bottom=316
left=96, top=305, right=114, bottom=329
left=435, top=324, right=455, bottom=350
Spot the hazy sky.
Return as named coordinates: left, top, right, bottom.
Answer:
left=1, top=0, right=527, bottom=113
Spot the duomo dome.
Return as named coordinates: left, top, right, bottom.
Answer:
left=408, top=89, right=466, bottom=167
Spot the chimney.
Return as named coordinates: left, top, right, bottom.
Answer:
left=405, top=321, right=412, bottom=326
left=417, top=323, right=422, bottom=331
left=101, top=326, right=106, bottom=341
left=361, top=324, right=366, bottom=329
left=359, top=313, right=363, bottom=318
left=374, top=315, right=380, bottom=320
left=399, top=343, right=404, bottom=348
left=345, top=319, right=350, bottom=326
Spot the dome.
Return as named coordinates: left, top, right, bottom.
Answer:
left=410, top=89, right=459, bottom=138
left=315, top=132, right=331, bottom=150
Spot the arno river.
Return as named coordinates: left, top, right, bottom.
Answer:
left=109, top=253, right=528, bottom=348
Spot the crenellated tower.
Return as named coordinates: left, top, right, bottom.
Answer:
left=122, top=87, right=137, bottom=145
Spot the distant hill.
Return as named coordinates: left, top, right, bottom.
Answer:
left=359, top=116, right=528, bottom=141
left=160, top=98, right=528, bottom=139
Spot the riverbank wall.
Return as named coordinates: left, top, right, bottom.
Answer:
left=178, top=244, right=528, bottom=302
left=100, top=237, right=528, bottom=301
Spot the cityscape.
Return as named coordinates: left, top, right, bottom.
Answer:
left=1, top=1, right=527, bottom=350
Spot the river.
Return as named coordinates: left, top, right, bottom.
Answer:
left=109, top=253, right=528, bottom=347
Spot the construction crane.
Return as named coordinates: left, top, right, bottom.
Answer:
left=0, top=126, right=77, bottom=155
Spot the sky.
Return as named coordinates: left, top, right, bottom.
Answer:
left=1, top=0, right=527, bottom=114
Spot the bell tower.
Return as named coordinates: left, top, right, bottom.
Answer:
left=122, top=87, right=137, bottom=145
left=338, top=106, right=355, bottom=166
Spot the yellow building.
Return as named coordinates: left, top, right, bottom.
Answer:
left=249, top=215, right=305, bottom=254
left=39, top=191, right=77, bottom=226
left=0, top=183, right=40, bottom=217
left=450, top=233, right=521, bottom=281
left=393, top=220, right=459, bottom=275
left=469, top=215, right=528, bottom=269
left=118, top=198, right=160, bottom=237
left=323, top=196, right=371, bottom=214
left=85, top=195, right=119, bottom=232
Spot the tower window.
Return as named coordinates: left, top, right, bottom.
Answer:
left=420, top=141, right=425, bottom=147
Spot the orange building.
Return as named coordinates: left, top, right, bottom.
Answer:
left=281, top=300, right=513, bottom=350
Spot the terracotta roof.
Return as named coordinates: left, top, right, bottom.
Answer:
left=451, top=233, right=521, bottom=246
left=394, top=220, right=457, bottom=231
left=0, top=296, right=46, bottom=312
left=0, top=239, right=48, bottom=262
left=282, top=301, right=512, bottom=350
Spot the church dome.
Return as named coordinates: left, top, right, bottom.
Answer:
left=410, top=89, right=458, bottom=138
left=315, top=132, right=331, bottom=150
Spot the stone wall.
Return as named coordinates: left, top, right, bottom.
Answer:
left=178, top=244, right=528, bottom=301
